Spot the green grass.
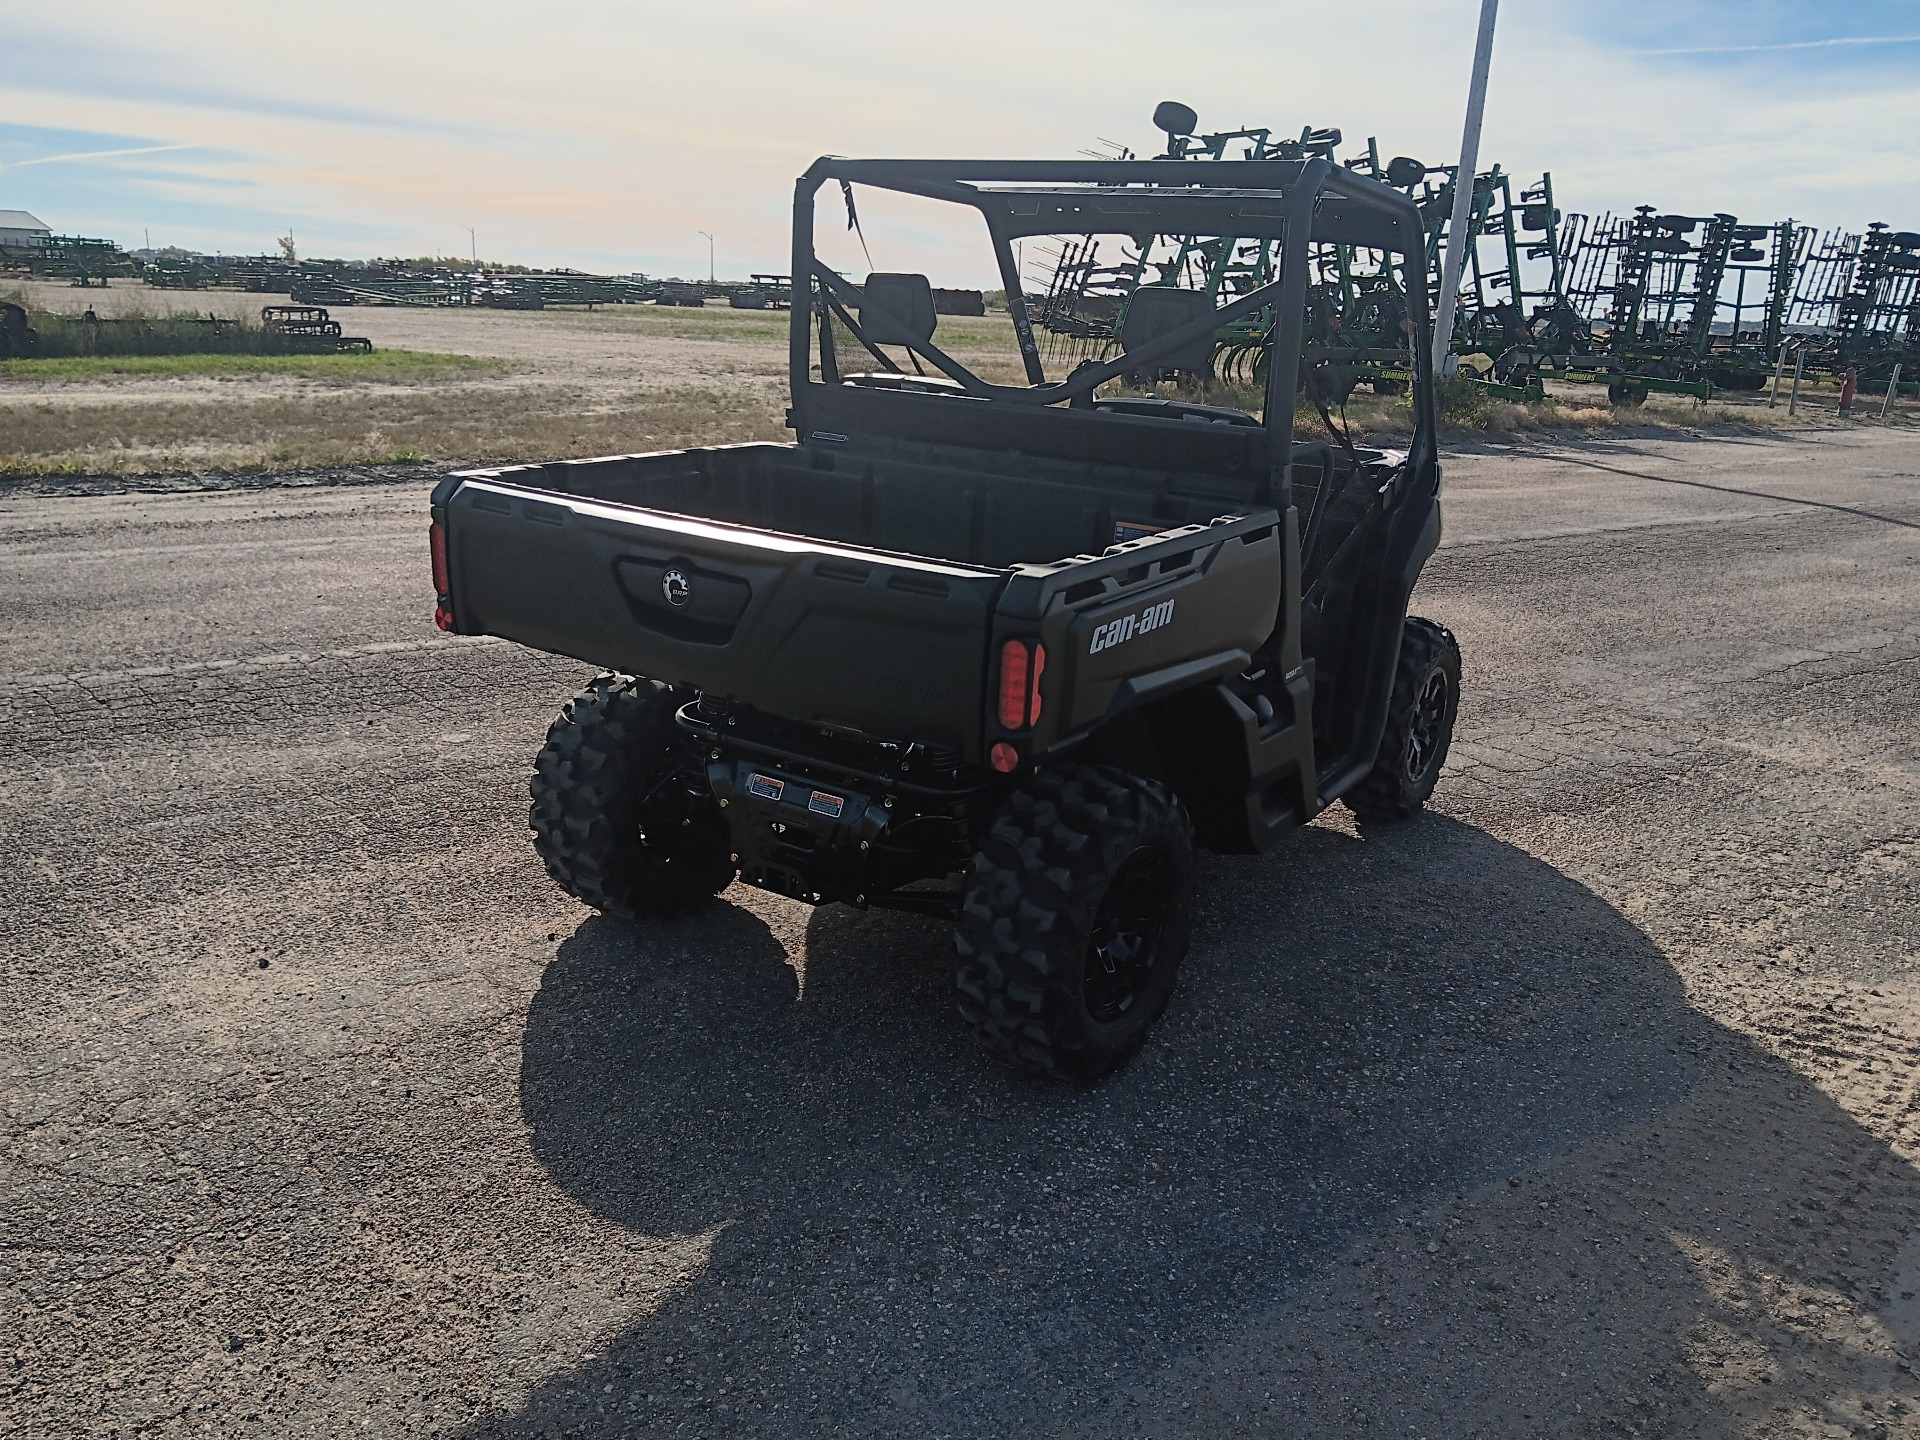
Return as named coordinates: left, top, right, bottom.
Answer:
left=0, top=350, right=506, bottom=383
left=0, top=456, right=91, bottom=477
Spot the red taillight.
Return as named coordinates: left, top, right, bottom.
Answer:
left=996, top=638, right=1046, bottom=731
left=429, top=520, right=450, bottom=594
left=989, top=742, right=1020, bottom=773
left=998, top=639, right=1030, bottom=729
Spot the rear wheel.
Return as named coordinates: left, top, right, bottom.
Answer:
left=1607, top=381, right=1648, bottom=407
left=954, top=765, right=1195, bottom=1081
left=529, top=674, right=735, bottom=918
left=1343, top=616, right=1462, bottom=822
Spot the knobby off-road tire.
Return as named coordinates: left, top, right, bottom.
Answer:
left=529, top=674, right=734, bottom=919
left=1343, top=615, right=1462, bottom=822
left=955, top=765, right=1196, bottom=1081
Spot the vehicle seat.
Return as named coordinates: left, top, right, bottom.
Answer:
left=1091, top=396, right=1258, bottom=427
left=1119, top=287, right=1217, bottom=376
left=859, top=273, right=938, bottom=346
left=842, top=372, right=966, bottom=395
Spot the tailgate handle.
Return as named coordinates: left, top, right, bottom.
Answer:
left=615, top=557, right=752, bottom=643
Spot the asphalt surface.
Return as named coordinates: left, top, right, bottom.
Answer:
left=4, top=424, right=1919, bottom=1438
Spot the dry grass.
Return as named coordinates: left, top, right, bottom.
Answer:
left=1116, top=370, right=1775, bottom=445
left=1, top=297, right=1908, bottom=477
left=1344, top=377, right=1858, bottom=444
left=0, top=383, right=787, bottom=476
left=0, top=351, right=500, bottom=384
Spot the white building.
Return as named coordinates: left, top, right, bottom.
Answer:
left=0, top=210, right=53, bottom=248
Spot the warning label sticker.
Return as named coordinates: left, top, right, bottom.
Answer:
left=807, top=790, right=846, bottom=819
left=747, top=773, right=786, bottom=801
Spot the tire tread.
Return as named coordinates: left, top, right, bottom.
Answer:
left=528, top=674, right=732, bottom=918
left=1343, top=616, right=1462, bottom=822
left=954, top=764, right=1193, bottom=1081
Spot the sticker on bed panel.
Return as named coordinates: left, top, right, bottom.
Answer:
left=747, top=773, right=786, bottom=801
left=807, top=790, right=846, bottom=818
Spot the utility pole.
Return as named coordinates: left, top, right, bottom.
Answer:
left=1432, top=0, right=1500, bottom=376
left=698, top=231, right=715, bottom=283
left=466, top=227, right=476, bottom=266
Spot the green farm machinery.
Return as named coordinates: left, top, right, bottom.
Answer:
left=1504, top=206, right=1808, bottom=403
left=1026, top=105, right=1403, bottom=394
left=260, top=305, right=373, bottom=353
left=1025, top=105, right=1556, bottom=407
left=25, top=236, right=137, bottom=287
left=1020, top=99, right=1917, bottom=414
left=1825, top=224, right=1920, bottom=385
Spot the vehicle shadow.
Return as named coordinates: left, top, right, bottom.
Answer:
left=474, top=814, right=1920, bottom=1438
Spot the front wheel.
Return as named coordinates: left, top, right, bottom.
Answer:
left=1343, top=616, right=1462, bottom=822
left=529, top=674, right=735, bottom=918
left=954, top=765, right=1195, bottom=1081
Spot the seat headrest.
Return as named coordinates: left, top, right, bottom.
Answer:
left=859, top=273, right=938, bottom=345
left=1118, top=287, right=1218, bottom=375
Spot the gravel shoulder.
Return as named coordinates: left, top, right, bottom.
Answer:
left=3, top=425, right=1918, bottom=1438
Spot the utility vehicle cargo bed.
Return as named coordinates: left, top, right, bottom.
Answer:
left=433, top=439, right=1284, bottom=758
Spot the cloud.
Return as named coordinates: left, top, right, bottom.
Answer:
left=0, top=143, right=197, bottom=171
left=0, top=2, right=1913, bottom=279
left=1626, top=33, right=1920, bottom=56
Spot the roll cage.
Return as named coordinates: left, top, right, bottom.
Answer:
left=787, top=155, right=1439, bottom=510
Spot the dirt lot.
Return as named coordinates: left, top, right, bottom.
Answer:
left=0, top=281, right=1028, bottom=475
left=3, top=418, right=1917, bottom=1437
left=4, top=277, right=1904, bottom=477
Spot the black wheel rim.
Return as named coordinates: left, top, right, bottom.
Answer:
left=1405, top=668, right=1451, bottom=781
left=1083, top=846, right=1173, bottom=1024
left=634, top=771, right=722, bottom=874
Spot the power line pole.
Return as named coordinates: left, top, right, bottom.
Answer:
left=698, top=230, right=715, bottom=283
left=1432, top=0, right=1500, bottom=376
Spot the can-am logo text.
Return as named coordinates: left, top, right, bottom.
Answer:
left=1088, top=598, right=1175, bottom=655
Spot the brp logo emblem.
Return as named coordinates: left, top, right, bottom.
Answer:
left=661, top=568, right=693, bottom=608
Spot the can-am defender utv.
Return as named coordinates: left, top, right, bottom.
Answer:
left=428, top=151, right=1459, bottom=1080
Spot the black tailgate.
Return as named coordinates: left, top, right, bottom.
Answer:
left=438, top=476, right=1006, bottom=751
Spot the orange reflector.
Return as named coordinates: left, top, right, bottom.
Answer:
left=1028, top=643, right=1046, bottom=725
left=997, top=639, right=1031, bottom=730
left=989, top=742, right=1020, bottom=773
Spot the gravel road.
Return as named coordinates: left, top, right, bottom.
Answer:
left=4, top=425, right=1918, bottom=1438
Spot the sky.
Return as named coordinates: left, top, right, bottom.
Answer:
left=3, top=1, right=1917, bottom=284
